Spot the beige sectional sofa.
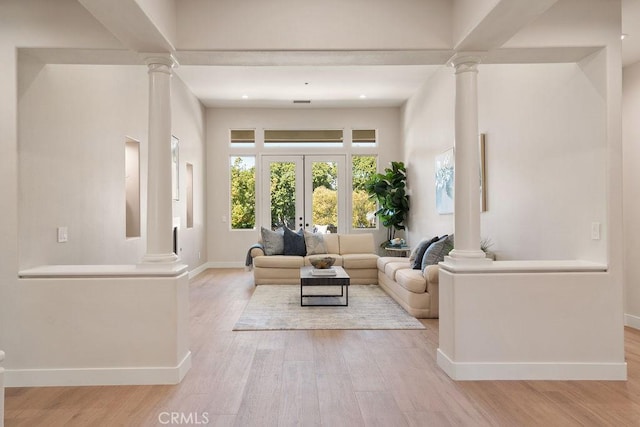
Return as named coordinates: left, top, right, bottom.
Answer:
left=250, top=233, right=379, bottom=285
left=376, top=257, right=439, bottom=318
left=250, top=232, right=441, bottom=318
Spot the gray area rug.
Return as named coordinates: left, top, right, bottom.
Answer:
left=233, top=284, right=425, bottom=330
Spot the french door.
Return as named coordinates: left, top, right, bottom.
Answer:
left=261, top=155, right=347, bottom=233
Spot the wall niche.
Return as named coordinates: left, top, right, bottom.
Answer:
left=125, top=138, right=141, bottom=238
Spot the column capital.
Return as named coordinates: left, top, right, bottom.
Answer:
left=142, top=53, right=179, bottom=69
left=448, top=52, right=485, bottom=73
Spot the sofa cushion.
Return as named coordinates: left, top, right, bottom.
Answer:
left=284, top=227, right=307, bottom=256
left=377, top=256, right=408, bottom=271
left=339, top=234, right=375, bottom=254
left=342, top=253, right=378, bottom=269
left=396, top=268, right=428, bottom=293
left=253, top=255, right=304, bottom=268
left=304, top=254, right=343, bottom=267
left=303, top=230, right=328, bottom=255
left=261, top=227, right=284, bottom=255
left=422, top=234, right=454, bottom=268
left=410, top=236, right=440, bottom=269
left=384, top=261, right=411, bottom=281
left=323, top=234, right=340, bottom=254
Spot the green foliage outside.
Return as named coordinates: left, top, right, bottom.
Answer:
left=312, top=186, right=337, bottom=226
left=352, top=156, right=377, bottom=228
left=230, top=157, right=256, bottom=229
left=230, top=156, right=378, bottom=231
left=312, top=161, right=337, bottom=191
left=269, top=162, right=297, bottom=229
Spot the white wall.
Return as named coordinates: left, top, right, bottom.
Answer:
left=402, top=66, right=456, bottom=245
left=17, top=63, right=207, bottom=270
left=18, top=64, right=148, bottom=267
left=176, top=0, right=452, bottom=50
left=478, top=61, right=607, bottom=261
left=206, top=107, right=402, bottom=266
left=403, top=61, right=608, bottom=262
left=171, top=75, right=208, bottom=270
left=623, top=61, right=640, bottom=321
left=0, top=0, right=124, bottom=378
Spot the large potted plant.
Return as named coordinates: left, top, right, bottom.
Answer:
left=365, top=161, right=410, bottom=245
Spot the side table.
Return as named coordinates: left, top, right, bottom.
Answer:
left=384, top=246, right=411, bottom=257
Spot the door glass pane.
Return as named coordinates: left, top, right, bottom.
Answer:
left=230, top=156, right=256, bottom=229
left=311, top=161, right=338, bottom=233
left=352, top=155, right=377, bottom=229
left=269, top=161, right=297, bottom=230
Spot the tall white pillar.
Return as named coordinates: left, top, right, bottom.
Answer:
left=143, top=55, right=178, bottom=264
left=447, top=53, right=489, bottom=264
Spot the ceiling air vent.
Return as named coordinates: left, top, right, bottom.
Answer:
left=293, top=100, right=311, bottom=104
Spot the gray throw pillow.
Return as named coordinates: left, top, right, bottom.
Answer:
left=283, top=227, right=306, bottom=256
left=421, top=234, right=454, bottom=269
left=411, top=236, right=440, bottom=269
left=261, top=226, right=284, bottom=255
left=304, top=230, right=328, bottom=255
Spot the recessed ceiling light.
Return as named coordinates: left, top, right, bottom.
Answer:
left=622, top=33, right=628, bottom=40
left=241, top=94, right=249, bottom=99
left=359, top=94, right=367, bottom=99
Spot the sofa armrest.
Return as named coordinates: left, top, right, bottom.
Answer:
left=423, top=264, right=439, bottom=286
left=423, top=264, right=439, bottom=317
left=250, top=246, right=265, bottom=257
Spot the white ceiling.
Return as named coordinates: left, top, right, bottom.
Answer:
left=622, top=0, right=640, bottom=67
left=36, top=1, right=640, bottom=110
left=173, top=1, right=640, bottom=109
left=174, top=65, right=439, bottom=108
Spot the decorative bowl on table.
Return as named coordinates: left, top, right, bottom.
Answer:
left=309, top=256, right=336, bottom=269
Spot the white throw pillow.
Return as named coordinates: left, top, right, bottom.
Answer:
left=304, top=230, right=328, bottom=255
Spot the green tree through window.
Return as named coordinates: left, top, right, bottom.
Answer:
left=269, top=162, right=297, bottom=229
left=230, top=156, right=255, bottom=229
left=230, top=156, right=377, bottom=231
left=352, top=156, right=377, bottom=228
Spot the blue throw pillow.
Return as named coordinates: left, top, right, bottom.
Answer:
left=411, top=236, right=440, bottom=269
left=261, top=226, right=284, bottom=255
left=421, top=234, right=454, bottom=270
left=283, top=227, right=307, bottom=256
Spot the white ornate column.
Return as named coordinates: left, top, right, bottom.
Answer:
left=143, top=55, right=179, bottom=263
left=446, top=53, right=490, bottom=264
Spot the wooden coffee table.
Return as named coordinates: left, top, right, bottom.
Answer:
left=300, top=266, right=350, bottom=307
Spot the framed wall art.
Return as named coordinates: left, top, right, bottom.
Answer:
left=172, top=135, right=179, bottom=201
left=435, top=148, right=454, bottom=214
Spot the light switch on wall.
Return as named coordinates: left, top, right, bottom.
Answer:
left=591, top=222, right=601, bottom=240
left=57, top=226, right=68, bottom=243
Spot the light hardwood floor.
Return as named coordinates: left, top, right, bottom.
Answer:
left=5, top=268, right=640, bottom=426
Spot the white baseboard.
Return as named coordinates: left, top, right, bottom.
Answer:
left=188, top=262, right=245, bottom=277
left=189, top=262, right=211, bottom=279
left=624, top=313, right=640, bottom=330
left=5, top=351, right=192, bottom=387
left=437, top=349, right=627, bottom=381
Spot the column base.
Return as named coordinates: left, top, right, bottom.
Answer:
left=443, top=252, right=492, bottom=267
left=448, top=249, right=488, bottom=259
left=141, top=253, right=180, bottom=264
